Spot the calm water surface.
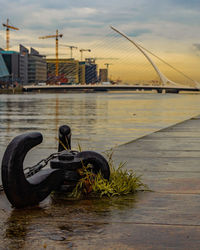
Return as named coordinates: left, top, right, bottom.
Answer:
left=1, top=92, right=200, bottom=154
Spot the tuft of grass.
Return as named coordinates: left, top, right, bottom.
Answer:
left=70, top=149, right=148, bottom=199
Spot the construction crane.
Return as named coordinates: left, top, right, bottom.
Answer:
left=60, top=45, right=78, bottom=59
left=88, top=57, right=118, bottom=61
left=104, top=63, right=113, bottom=70
left=2, top=18, right=19, bottom=51
left=39, top=30, right=63, bottom=76
left=80, top=49, right=91, bottom=61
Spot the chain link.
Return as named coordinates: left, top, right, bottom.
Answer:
left=24, top=152, right=61, bottom=178
left=0, top=152, right=61, bottom=192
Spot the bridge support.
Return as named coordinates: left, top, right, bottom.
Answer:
left=157, top=89, right=162, bottom=94
left=157, top=88, right=179, bottom=94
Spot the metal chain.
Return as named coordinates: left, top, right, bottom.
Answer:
left=0, top=152, right=61, bottom=192
left=24, top=152, right=61, bottom=178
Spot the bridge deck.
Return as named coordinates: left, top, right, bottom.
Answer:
left=0, top=116, right=200, bottom=248
left=23, top=84, right=200, bottom=93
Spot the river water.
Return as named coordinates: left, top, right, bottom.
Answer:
left=1, top=92, right=200, bottom=154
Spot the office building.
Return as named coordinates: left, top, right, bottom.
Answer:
left=0, top=53, right=10, bottom=85
left=79, top=63, right=86, bottom=84
left=47, top=59, right=79, bottom=84
left=0, top=45, right=46, bottom=86
left=99, top=68, right=108, bottom=82
left=19, top=45, right=29, bottom=85
left=28, top=48, right=47, bottom=84
left=0, top=49, right=20, bottom=84
left=80, top=58, right=98, bottom=84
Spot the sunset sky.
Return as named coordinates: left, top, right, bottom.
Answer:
left=0, top=0, right=200, bottom=83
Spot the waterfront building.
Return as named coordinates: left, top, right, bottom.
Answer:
left=3, top=45, right=46, bottom=85
left=85, top=64, right=98, bottom=84
left=19, top=45, right=47, bottom=85
left=0, top=53, right=10, bottom=86
left=0, top=49, right=20, bottom=84
left=85, top=58, right=98, bottom=84
left=79, top=58, right=98, bottom=84
left=28, top=48, right=47, bottom=84
left=19, top=45, right=29, bottom=85
left=79, top=63, right=85, bottom=84
left=0, top=45, right=46, bottom=86
left=47, top=58, right=97, bottom=85
left=99, top=68, right=108, bottom=82
left=47, top=58, right=79, bottom=84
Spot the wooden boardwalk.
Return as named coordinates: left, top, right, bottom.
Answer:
left=0, top=116, right=200, bottom=249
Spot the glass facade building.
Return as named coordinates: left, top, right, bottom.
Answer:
left=47, top=59, right=79, bottom=84
left=28, top=48, right=47, bottom=84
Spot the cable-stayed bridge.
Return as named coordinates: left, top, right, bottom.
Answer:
left=23, top=83, right=200, bottom=93
left=110, top=26, right=200, bottom=90
left=88, top=26, right=199, bottom=92
left=24, top=26, right=200, bottom=93
left=111, top=26, right=200, bottom=88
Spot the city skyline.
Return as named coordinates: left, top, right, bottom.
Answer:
left=0, top=0, right=200, bottom=83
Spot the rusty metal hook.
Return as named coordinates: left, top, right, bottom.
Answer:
left=1, top=125, right=110, bottom=208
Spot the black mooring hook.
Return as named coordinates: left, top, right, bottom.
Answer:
left=1, top=132, right=64, bottom=208
left=1, top=125, right=110, bottom=208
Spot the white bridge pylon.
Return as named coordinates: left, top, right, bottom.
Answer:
left=110, top=26, right=199, bottom=88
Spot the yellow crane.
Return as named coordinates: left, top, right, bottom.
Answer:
left=2, top=18, right=19, bottom=51
left=39, top=30, right=63, bottom=76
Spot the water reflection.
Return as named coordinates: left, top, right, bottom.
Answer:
left=5, top=209, right=28, bottom=249
left=1, top=92, right=200, bottom=154
left=3, top=194, right=139, bottom=249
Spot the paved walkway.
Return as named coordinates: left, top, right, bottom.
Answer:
left=111, top=116, right=200, bottom=249
left=1, top=116, right=200, bottom=249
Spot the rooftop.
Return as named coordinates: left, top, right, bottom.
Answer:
left=0, top=50, right=19, bottom=55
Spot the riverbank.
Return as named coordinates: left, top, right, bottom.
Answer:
left=0, top=86, right=23, bottom=94
left=0, top=115, right=200, bottom=249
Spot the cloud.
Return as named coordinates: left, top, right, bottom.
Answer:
left=0, top=0, right=200, bottom=57
left=126, top=29, right=151, bottom=37
left=169, top=0, right=200, bottom=10
left=193, top=44, right=200, bottom=51
left=193, top=44, right=200, bottom=57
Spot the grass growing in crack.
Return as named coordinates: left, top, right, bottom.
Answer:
left=70, top=149, right=148, bottom=199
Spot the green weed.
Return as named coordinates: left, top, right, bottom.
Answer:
left=70, top=149, right=148, bottom=198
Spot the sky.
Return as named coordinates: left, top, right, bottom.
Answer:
left=0, top=0, right=200, bottom=83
